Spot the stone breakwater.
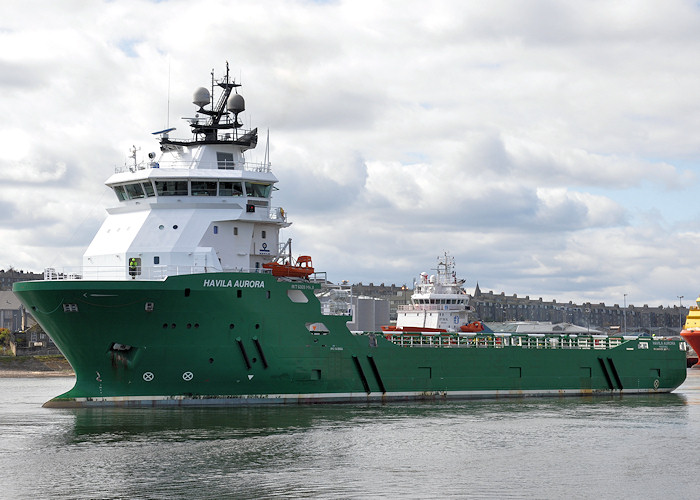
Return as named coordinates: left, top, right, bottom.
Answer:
left=0, top=356, right=74, bottom=377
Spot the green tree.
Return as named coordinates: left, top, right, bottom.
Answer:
left=0, top=327, right=10, bottom=354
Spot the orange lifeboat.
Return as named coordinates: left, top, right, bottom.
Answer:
left=262, top=255, right=314, bottom=278
left=460, top=321, right=485, bottom=333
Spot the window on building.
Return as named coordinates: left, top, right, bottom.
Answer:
left=261, top=230, right=266, bottom=239
left=213, top=225, right=218, bottom=234
left=234, top=227, right=238, bottom=236
left=154, top=256, right=160, bottom=264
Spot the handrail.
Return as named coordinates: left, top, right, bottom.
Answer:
left=43, top=265, right=274, bottom=281
left=377, top=332, right=686, bottom=351
left=398, top=304, right=469, bottom=311
left=114, top=159, right=271, bottom=174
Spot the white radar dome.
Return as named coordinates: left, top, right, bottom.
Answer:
left=227, top=93, right=245, bottom=114
left=193, top=87, right=210, bottom=108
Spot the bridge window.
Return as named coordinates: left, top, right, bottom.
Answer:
left=142, top=182, right=155, bottom=197
left=114, top=185, right=127, bottom=201
left=219, top=181, right=243, bottom=196
left=155, top=180, right=188, bottom=196
left=245, top=182, right=272, bottom=198
left=125, top=183, right=145, bottom=199
left=192, top=181, right=217, bottom=196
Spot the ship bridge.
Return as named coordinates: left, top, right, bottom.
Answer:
left=71, top=65, right=292, bottom=281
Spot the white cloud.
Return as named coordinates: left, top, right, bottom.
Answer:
left=1, top=0, right=700, bottom=306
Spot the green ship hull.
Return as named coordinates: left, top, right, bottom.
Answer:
left=13, top=272, right=687, bottom=407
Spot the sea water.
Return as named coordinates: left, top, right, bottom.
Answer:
left=1, top=371, right=700, bottom=499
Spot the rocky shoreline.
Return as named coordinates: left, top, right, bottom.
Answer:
left=0, top=356, right=74, bottom=377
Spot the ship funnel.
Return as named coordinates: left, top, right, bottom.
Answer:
left=193, top=87, right=210, bottom=108
left=227, top=93, right=245, bottom=114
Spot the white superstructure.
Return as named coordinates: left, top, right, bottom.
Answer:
left=79, top=65, right=290, bottom=280
left=395, top=253, right=472, bottom=331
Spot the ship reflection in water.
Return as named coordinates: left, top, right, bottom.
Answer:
left=2, top=373, right=700, bottom=499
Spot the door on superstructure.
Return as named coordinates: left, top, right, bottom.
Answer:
left=193, top=254, right=206, bottom=273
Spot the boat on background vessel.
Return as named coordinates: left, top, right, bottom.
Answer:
left=13, top=64, right=688, bottom=407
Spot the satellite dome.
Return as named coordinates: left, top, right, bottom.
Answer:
left=226, top=93, right=245, bottom=114
left=193, top=87, right=210, bottom=108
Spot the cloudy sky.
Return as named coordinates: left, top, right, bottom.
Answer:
left=2, top=0, right=700, bottom=308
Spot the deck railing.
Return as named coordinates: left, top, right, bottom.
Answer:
left=376, top=332, right=685, bottom=351
left=43, top=265, right=327, bottom=282
left=397, top=304, right=470, bottom=311
left=114, top=159, right=271, bottom=174
left=43, top=265, right=274, bottom=281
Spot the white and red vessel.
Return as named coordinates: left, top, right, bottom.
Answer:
left=383, top=253, right=472, bottom=333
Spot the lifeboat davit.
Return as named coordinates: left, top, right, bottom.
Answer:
left=262, top=255, right=314, bottom=278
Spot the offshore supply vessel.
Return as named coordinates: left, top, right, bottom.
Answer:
left=13, top=65, right=687, bottom=407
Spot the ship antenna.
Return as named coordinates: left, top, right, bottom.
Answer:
left=264, top=129, right=270, bottom=168
left=129, top=145, right=140, bottom=171
left=166, top=60, right=171, bottom=128
left=210, top=68, right=215, bottom=113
